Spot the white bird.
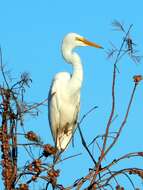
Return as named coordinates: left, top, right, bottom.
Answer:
left=48, top=33, right=103, bottom=151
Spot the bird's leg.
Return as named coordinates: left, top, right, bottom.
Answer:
left=53, top=129, right=63, bottom=164
left=53, top=128, right=61, bottom=164
left=53, top=150, right=63, bottom=165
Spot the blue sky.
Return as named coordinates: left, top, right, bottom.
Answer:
left=0, top=0, right=143, bottom=189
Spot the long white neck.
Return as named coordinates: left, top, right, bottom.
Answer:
left=62, top=46, right=83, bottom=91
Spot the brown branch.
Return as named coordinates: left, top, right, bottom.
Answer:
left=90, top=25, right=133, bottom=186
left=0, top=89, right=14, bottom=190
left=104, top=83, right=137, bottom=156
left=102, top=168, right=142, bottom=189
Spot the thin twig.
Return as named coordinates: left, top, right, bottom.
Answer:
left=57, top=153, right=82, bottom=164
left=78, top=124, right=97, bottom=166
left=0, top=47, right=9, bottom=88
left=23, top=98, right=48, bottom=113
left=79, top=106, right=98, bottom=124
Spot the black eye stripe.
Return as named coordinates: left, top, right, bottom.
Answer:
left=75, top=37, right=83, bottom=42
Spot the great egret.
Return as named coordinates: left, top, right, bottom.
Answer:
left=48, top=33, right=103, bottom=151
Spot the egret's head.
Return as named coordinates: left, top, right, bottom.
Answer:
left=62, top=32, right=103, bottom=50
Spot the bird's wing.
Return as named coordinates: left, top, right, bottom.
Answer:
left=48, top=72, right=71, bottom=145
left=56, top=91, right=80, bottom=151
left=63, top=94, right=80, bottom=150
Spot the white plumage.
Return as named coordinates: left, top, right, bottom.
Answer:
left=48, top=33, right=103, bottom=151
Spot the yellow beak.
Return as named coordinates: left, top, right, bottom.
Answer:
left=76, top=37, right=103, bottom=49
